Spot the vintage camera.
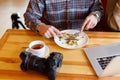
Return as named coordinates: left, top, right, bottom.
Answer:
left=20, top=51, right=63, bottom=80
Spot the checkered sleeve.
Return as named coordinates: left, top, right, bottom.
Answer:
left=90, top=0, right=104, bottom=22
left=24, top=0, right=45, bottom=32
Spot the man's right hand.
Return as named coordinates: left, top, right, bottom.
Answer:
left=37, top=23, right=61, bottom=38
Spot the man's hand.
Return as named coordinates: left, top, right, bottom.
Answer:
left=81, top=14, right=98, bottom=31
left=37, top=23, right=61, bottom=38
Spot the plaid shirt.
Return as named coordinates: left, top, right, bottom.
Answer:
left=24, top=0, right=103, bottom=32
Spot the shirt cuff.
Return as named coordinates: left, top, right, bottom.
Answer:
left=91, top=11, right=101, bottom=22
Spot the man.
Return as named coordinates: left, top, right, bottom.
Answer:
left=24, top=0, right=103, bottom=38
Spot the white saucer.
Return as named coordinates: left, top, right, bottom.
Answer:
left=25, top=46, right=49, bottom=57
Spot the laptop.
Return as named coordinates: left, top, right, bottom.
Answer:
left=83, top=43, right=120, bottom=77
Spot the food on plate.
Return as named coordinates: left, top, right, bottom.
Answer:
left=58, top=32, right=81, bottom=46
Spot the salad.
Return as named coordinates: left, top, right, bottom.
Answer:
left=58, top=32, right=81, bottom=46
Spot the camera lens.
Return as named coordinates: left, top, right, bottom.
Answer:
left=20, top=51, right=32, bottom=71
left=20, top=51, right=46, bottom=73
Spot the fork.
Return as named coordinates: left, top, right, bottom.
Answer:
left=74, top=27, right=83, bottom=37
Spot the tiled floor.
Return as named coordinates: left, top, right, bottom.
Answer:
left=0, top=0, right=29, bottom=39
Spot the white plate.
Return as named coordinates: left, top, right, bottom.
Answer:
left=25, top=46, right=49, bottom=57
left=54, top=29, right=89, bottom=49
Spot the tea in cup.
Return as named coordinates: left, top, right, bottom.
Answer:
left=29, top=40, right=46, bottom=57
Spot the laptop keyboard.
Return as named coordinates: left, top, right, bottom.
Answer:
left=96, top=56, right=116, bottom=70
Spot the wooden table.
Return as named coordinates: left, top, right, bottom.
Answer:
left=0, top=29, right=120, bottom=80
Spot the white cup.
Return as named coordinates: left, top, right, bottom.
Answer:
left=28, top=40, right=46, bottom=57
